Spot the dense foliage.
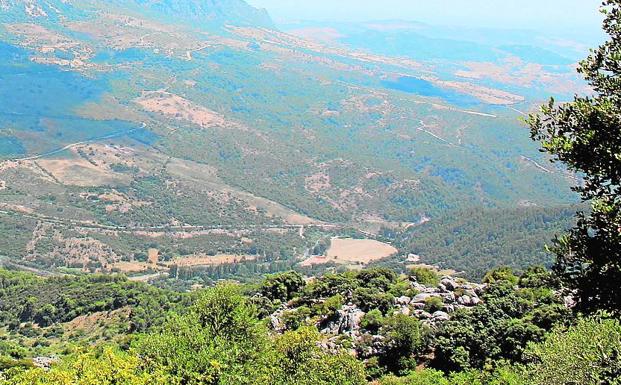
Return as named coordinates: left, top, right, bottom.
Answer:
left=1, top=278, right=367, bottom=385
left=0, top=270, right=189, bottom=363
left=528, top=0, right=621, bottom=314
left=525, top=316, right=621, bottom=385
left=0, top=266, right=617, bottom=385
left=432, top=267, right=568, bottom=372
left=382, top=205, right=580, bottom=279
left=0, top=270, right=186, bottom=330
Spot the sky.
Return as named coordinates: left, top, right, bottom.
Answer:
left=247, top=0, right=603, bottom=32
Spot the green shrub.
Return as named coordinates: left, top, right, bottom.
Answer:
left=360, top=309, right=384, bottom=333
left=353, top=287, right=394, bottom=314
left=274, top=327, right=367, bottom=385
left=356, top=268, right=398, bottom=291
left=313, top=294, right=344, bottom=317
left=282, top=306, right=313, bottom=330
left=388, top=279, right=410, bottom=297
left=378, top=367, right=523, bottom=385
left=379, top=369, right=449, bottom=385
left=410, top=268, right=439, bottom=287
left=379, top=314, right=428, bottom=373
left=525, top=316, right=621, bottom=385
left=424, top=296, right=444, bottom=313
left=483, top=267, right=519, bottom=286
left=260, top=271, right=306, bottom=302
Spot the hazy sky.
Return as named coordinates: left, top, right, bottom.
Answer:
left=247, top=0, right=603, bottom=31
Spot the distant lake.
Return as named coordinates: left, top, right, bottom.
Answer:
left=382, top=76, right=479, bottom=107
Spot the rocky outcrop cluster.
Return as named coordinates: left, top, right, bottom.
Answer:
left=269, top=274, right=486, bottom=340
left=397, top=275, right=485, bottom=325
left=320, top=304, right=366, bottom=335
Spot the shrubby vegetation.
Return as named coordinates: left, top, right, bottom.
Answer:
left=0, top=279, right=367, bottom=385
left=525, top=316, right=621, bottom=385
left=432, top=267, right=568, bottom=372
left=0, top=270, right=187, bottom=330
left=0, top=264, right=618, bottom=385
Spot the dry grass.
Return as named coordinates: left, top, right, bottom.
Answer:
left=148, top=248, right=159, bottom=264
left=434, top=79, right=525, bottom=105
left=37, top=157, right=129, bottom=187
left=305, top=172, right=331, bottom=193
left=167, top=254, right=257, bottom=267
left=301, top=238, right=397, bottom=267
left=135, top=91, right=228, bottom=129
left=0, top=202, right=33, bottom=214
left=5, top=23, right=82, bottom=52
left=287, top=27, right=344, bottom=43
left=64, top=307, right=131, bottom=335
left=110, top=261, right=154, bottom=274
left=454, top=58, right=588, bottom=95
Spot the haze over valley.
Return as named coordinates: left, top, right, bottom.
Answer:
left=0, top=0, right=590, bottom=281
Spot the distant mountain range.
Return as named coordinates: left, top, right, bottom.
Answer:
left=1, top=0, right=274, bottom=28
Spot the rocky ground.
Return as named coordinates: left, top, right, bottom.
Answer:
left=267, top=273, right=485, bottom=357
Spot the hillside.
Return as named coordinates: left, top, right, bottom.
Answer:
left=0, top=0, right=274, bottom=28
left=0, top=0, right=582, bottom=279
left=0, top=1, right=618, bottom=384
left=0, top=268, right=562, bottom=367
left=0, top=267, right=616, bottom=385
left=373, top=204, right=582, bottom=279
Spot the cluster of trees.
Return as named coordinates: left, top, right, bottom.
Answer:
left=0, top=270, right=187, bottom=332
left=1, top=285, right=367, bottom=385
left=383, top=205, right=580, bottom=279
left=263, top=268, right=418, bottom=315
left=432, top=267, right=569, bottom=372
left=171, top=256, right=300, bottom=283
left=1, top=266, right=619, bottom=385
left=378, top=316, right=621, bottom=385
left=253, top=266, right=612, bottom=383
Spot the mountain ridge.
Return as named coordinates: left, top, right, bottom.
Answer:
left=0, top=0, right=275, bottom=29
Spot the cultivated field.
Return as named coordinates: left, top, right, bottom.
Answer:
left=301, top=237, right=397, bottom=267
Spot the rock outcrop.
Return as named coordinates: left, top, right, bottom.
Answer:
left=321, top=304, right=365, bottom=335
left=269, top=274, right=486, bottom=339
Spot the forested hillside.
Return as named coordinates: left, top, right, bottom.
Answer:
left=377, top=205, right=582, bottom=279
left=0, top=0, right=619, bottom=383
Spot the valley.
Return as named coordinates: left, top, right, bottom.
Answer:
left=0, top=0, right=585, bottom=281
left=0, top=1, right=618, bottom=385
